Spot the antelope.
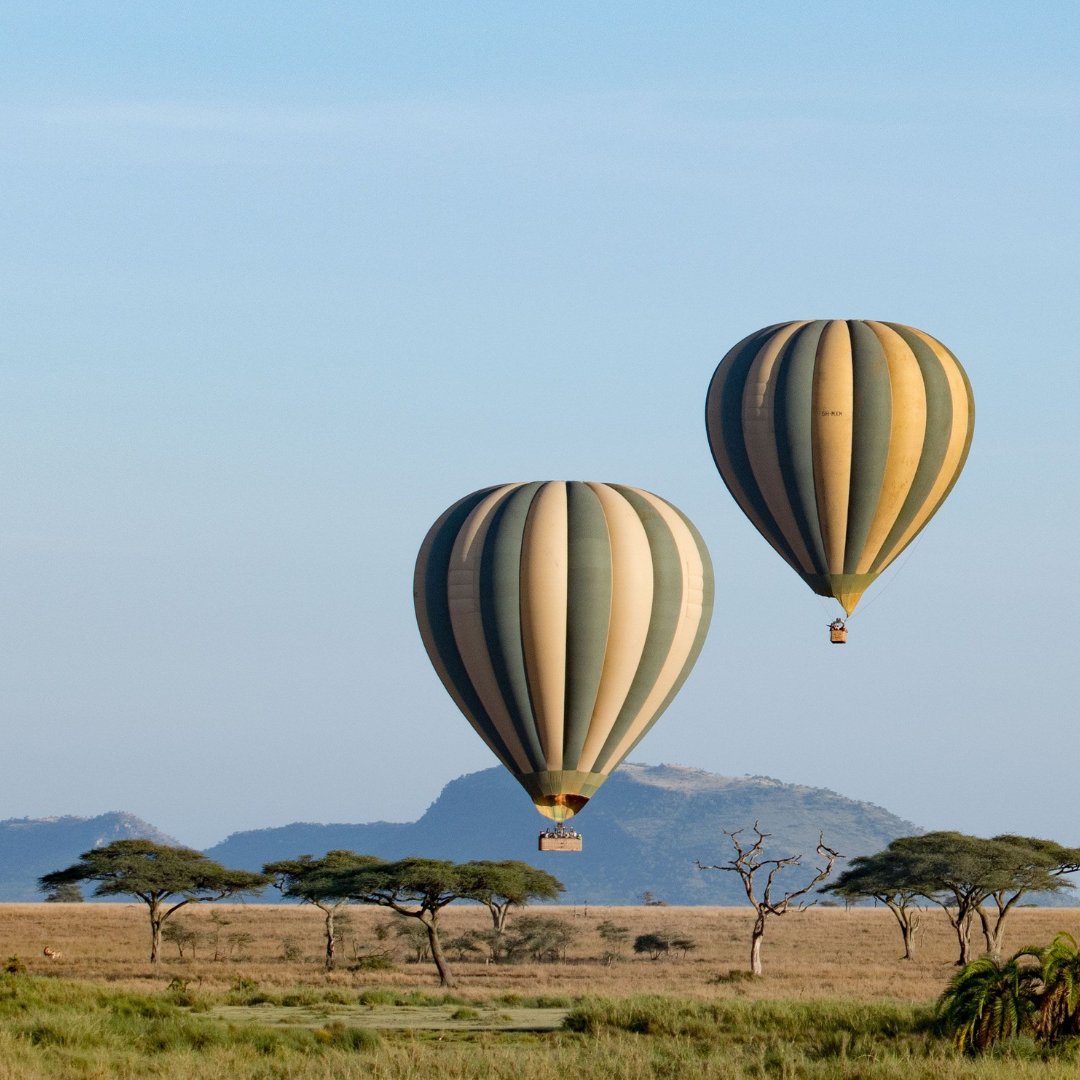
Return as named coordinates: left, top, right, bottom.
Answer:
left=42, top=947, right=62, bottom=960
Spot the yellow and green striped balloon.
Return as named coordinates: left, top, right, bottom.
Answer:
left=414, top=482, right=714, bottom=822
left=706, top=320, right=974, bottom=616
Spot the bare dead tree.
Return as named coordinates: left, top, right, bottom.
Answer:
left=697, top=822, right=841, bottom=976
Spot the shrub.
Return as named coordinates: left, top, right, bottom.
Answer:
left=314, top=1021, right=380, bottom=1050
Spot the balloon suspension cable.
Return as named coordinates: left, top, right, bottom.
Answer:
left=853, top=533, right=926, bottom=619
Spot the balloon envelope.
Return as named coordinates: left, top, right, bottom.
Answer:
left=706, top=320, right=974, bottom=615
left=414, top=481, right=714, bottom=821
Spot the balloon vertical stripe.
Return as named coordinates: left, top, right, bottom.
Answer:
left=777, top=323, right=828, bottom=572
left=844, top=320, right=892, bottom=573
left=482, top=483, right=547, bottom=770
left=414, top=487, right=521, bottom=773
left=561, top=482, right=613, bottom=771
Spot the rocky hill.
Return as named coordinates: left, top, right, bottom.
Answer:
left=0, top=812, right=179, bottom=901
left=0, top=767, right=922, bottom=904
left=204, top=764, right=921, bottom=905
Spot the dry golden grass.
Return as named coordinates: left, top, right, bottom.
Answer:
left=7, top=901, right=1080, bottom=1003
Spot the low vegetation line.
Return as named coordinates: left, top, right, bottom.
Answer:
left=7, top=974, right=1080, bottom=1079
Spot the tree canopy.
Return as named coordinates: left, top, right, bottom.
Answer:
left=300, top=856, right=564, bottom=987
left=327, top=857, right=467, bottom=986
left=40, top=839, right=268, bottom=962
left=457, top=860, right=564, bottom=932
left=828, top=832, right=1080, bottom=963
left=263, top=850, right=381, bottom=970
left=823, top=846, right=933, bottom=960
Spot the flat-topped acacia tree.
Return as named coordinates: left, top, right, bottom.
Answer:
left=40, top=839, right=269, bottom=963
left=330, top=858, right=465, bottom=987
left=821, top=848, right=930, bottom=961
left=457, top=860, right=564, bottom=960
left=263, top=851, right=381, bottom=970
left=828, top=833, right=1080, bottom=964
left=316, top=857, right=565, bottom=987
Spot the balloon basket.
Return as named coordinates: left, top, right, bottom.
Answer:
left=539, top=826, right=583, bottom=852
left=829, top=619, right=848, bottom=644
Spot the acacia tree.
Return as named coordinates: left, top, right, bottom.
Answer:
left=853, top=833, right=1080, bottom=964
left=822, top=850, right=932, bottom=960
left=39, top=840, right=268, bottom=963
left=42, top=882, right=84, bottom=903
left=319, top=857, right=565, bottom=985
left=977, top=836, right=1080, bottom=957
left=457, top=860, right=564, bottom=960
left=263, top=851, right=381, bottom=970
left=698, top=823, right=840, bottom=976
left=327, top=858, right=467, bottom=987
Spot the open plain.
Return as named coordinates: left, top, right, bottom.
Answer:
left=4, top=903, right=1080, bottom=1077
left=11, top=900, right=1080, bottom=997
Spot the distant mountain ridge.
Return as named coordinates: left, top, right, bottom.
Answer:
left=204, top=764, right=921, bottom=905
left=0, top=766, right=919, bottom=904
left=0, top=812, right=179, bottom=902
left=5, top=769, right=1075, bottom=906
left=0, top=764, right=920, bottom=907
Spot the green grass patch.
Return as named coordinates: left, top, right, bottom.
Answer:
left=491, top=992, right=578, bottom=1008
left=355, top=988, right=471, bottom=1007
left=10, top=974, right=1080, bottom=1079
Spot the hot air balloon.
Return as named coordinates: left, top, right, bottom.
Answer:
left=705, top=320, right=974, bottom=635
left=414, top=482, right=713, bottom=847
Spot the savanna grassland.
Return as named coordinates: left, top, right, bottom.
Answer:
left=4, top=902, right=1080, bottom=1078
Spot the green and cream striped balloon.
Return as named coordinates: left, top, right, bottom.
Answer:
left=414, top=482, right=714, bottom=822
left=706, top=320, right=975, bottom=616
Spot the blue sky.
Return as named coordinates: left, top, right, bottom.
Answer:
left=1, top=3, right=1077, bottom=849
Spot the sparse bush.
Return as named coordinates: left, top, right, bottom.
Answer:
left=597, top=920, right=630, bottom=954
left=633, top=933, right=671, bottom=960
left=709, top=969, right=757, bottom=985
left=391, top=918, right=431, bottom=963
left=313, top=1021, right=380, bottom=1050
left=225, top=931, right=255, bottom=960
left=162, top=920, right=200, bottom=960
left=670, top=935, right=698, bottom=958
left=446, top=932, right=485, bottom=961
left=224, top=975, right=271, bottom=1005
left=504, top=915, right=578, bottom=963
left=348, top=954, right=396, bottom=972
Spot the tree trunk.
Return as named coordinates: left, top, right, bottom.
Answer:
left=954, top=913, right=973, bottom=966
left=976, top=906, right=1007, bottom=958
left=324, top=907, right=336, bottom=971
left=149, top=904, right=163, bottom=964
left=424, top=915, right=456, bottom=988
left=490, top=903, right=508, bottom=962
left=749, top=912, right=765, bottom=976
left=884, top=901, right=918, bottom=961
left=899, top=919, right=916, bottom=961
